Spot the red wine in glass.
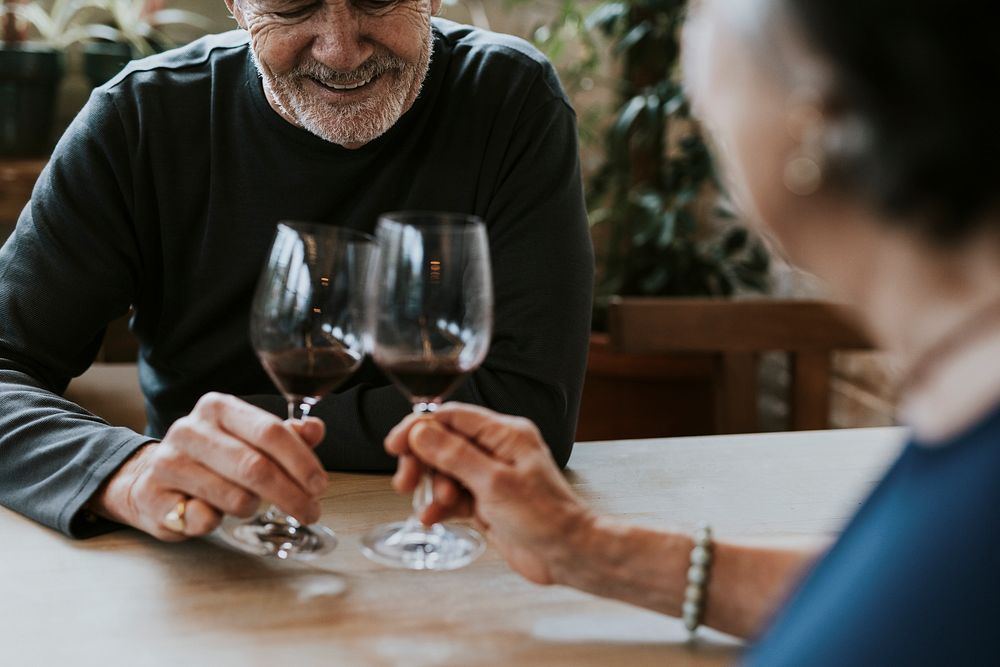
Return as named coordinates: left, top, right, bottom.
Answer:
left=218, top=222, right=375, bottom=561
left=361, top=212, right=493, bottom=571
left=382, top=358, right=469, bottom=405
left=260, top=347, right=362, bottom=406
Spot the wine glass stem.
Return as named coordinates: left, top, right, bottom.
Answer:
left=412, top=474, right=433, bottom=518
left=409, top=402, right=438, bottom=523
left=289, top=400, right=312, bottom=421
left=259, top=400, right=315, bottom=526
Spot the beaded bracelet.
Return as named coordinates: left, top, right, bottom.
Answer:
left=682, top=523, right=713, bottom=635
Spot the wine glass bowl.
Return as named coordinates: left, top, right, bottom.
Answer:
left=219, top=222, right=376, bottom=561
left=361, top=212, right=493, bottom=571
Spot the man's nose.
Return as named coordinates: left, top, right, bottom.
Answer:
left=310, top=3, right=374, bottom=73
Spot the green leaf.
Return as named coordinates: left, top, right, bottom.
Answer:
left=614, top=22, right=652, bottom=54
left=611, top=95, right=648, bottom=142
left=655, top=210, right=677, bottom=248
left=639, top=265, right=670, bottom=293
left=585, top=2, right=628, bottom=35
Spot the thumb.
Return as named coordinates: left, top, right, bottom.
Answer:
left=409, top=420, right=502, bottom=493
left=290, top=417, right=326, bottom=448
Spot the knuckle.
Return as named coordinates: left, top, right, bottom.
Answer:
left=165, top=417, right=196, bottom=442
left=486, top=468, right=515, bottom=496
left=195, top=392, right=227, bottom=417
left=481, top=421, right=508, bottom=442
left=227, top=489, right=258, bottom=516
left=152, top=452, right=196, bottom=485
left=150, top=445, right=182, bottom=468
left=513, top=417, right=542, bottom=439
left=257, top=420, right=288, bottom=445
left=237, top=452, right=273, bottom=487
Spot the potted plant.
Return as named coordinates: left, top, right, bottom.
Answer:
left=491, top=1, right=767, bottom=438
left=521, top=0, right=770, bottom=323
left=0, top=0, right=89, bottom=156
left=79, top=0, right=215, bottom=87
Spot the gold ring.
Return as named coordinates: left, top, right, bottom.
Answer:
left=163, top=498, right=188, bottom=534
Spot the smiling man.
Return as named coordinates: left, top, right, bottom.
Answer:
left=0, top=0, right=593, bottom=542
left=234, top=0, right=435, bottom=147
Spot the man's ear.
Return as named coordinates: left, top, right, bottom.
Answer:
left=430, top=0, right=444, bottom=16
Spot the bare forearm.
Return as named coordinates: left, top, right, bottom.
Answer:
left=553, top=516, right=820, bottom=639
left=705, top=540, right=819, bottom=638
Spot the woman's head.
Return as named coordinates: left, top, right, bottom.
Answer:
left=685, top=0, right=1000, bottom=256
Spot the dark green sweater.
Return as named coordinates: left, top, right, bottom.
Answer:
left=0, top=20, right=593, bottom=537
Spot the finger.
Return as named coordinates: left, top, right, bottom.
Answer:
left=420, top=493, right=474, bottom=526
left=392, top=455, right=423, bottom=494
left=385, top=411, right=425, bottom=456
left=166, top=420, right=322, bottom=523
left=193, top=393, right=327, bottom=494
left=181, top=498, right=223, bottom=537
left=289, top=417, right=325, bottom=449
left=408, top=421, right=504, bottom=492
left=432, top=472, right=462, bottom=508
left=432, top=403, right=545, bottom=462
left=155, top=455, right=260, bottom=518
left=149, top=492, right=192, bottom=543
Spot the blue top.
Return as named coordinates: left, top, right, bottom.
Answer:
left=746, top=403, right=1000, bottom=666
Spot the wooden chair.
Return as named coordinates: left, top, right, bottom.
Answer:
left=608, top=297, right=875, bottom=433
left=64, top=314, right=145, bottom=432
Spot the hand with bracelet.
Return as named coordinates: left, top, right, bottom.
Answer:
left=385, top=403, right=816, bottom=639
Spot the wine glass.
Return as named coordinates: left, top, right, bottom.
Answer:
left=219, top=222, right=376, bottom=561
left=361, top=212, right=493, bottom=571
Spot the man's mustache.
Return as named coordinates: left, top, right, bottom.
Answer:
left=288, top=54, right=407, bottom=85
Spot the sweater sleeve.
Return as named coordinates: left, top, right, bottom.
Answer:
left=0, top=90, right=152, bottom=537
left=296, top=94, right=593, bottom=472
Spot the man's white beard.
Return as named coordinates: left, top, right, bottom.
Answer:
left=252, top=30, right=434, bottom=147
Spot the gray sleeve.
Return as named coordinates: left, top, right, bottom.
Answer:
left=291, top=96, right=594, bottom=472
left=0, top=90, right=151, bottom=537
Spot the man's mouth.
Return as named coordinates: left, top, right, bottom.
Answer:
left=309, top=73, right=381, bottom=92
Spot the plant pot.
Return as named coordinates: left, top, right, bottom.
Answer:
left=83, top=42, right=134, bottom=89
left=0, top=43, right=63, bottom=157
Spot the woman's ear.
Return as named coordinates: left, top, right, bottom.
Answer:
left=225, top=0, right=246, bottom=30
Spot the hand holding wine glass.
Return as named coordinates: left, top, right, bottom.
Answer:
left=361, top=212, right=493, bottom=571
left=219, top=222, right=376, bottom=561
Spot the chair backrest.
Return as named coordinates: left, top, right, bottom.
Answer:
left=96, top=313, right=140, bottom=363
left=608, top=297, right=874, bottom=433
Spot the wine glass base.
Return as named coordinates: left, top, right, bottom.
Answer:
left=217, top=514, right=337, bottom=561
left=360, top=520, right=485, bottom=571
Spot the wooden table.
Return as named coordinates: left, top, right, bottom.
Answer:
left=0, top=427, right=906, bottom=666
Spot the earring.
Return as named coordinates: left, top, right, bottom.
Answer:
left=783, top=95, right=826, bottom=197
left=783, top=154, right=823, bottom=196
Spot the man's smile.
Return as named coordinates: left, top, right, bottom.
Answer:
left=307, top=72, right=383, bottom=94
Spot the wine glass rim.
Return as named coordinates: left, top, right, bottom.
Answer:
left=377, top=211, right=486, bottom=229
left=277, top=221, right=376, bottom=244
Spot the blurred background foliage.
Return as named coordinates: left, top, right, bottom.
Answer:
left=445, top=0, right=771, bottom=329
left=15, top=0, right=772, bottom=329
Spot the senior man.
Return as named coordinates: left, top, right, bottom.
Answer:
left=0, top=0, right=592, bottom=541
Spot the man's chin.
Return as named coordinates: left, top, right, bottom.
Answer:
left=297, top=114, right=397, bottom=148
